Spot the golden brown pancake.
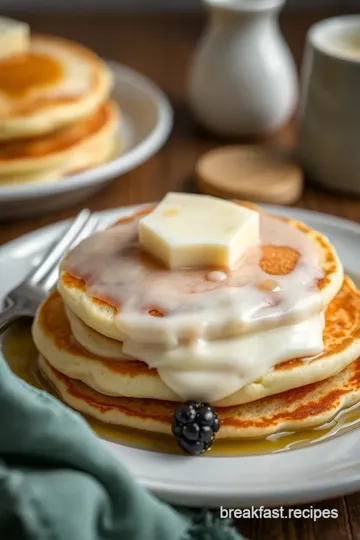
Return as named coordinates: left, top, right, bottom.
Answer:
left=38, top=352, right=360, bottom=439
left=58, top=204, right=343, bottom=344
left=0, top=34, right=112, bottom=140
left=0, top=100, right=118, bottom=185
left=33, top=277, right=360, bottom=406
left=31, top=199, right=359, bottom=442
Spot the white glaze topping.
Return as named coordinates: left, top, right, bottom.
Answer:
left=63, top=213, right=323, bottom=347
left=62, top=210, right=325, bottom=401
left=123, top=314, right=324, bottom=402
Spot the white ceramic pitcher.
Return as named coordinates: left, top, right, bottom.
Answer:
left=188, top=0, right=298, bottom=137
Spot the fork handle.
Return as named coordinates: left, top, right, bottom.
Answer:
left=0, top=306, right=31, bottom=335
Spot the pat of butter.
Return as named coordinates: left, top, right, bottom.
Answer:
left=0, top=18, right=30, bottom=61
left=139, top=193, right=259, bottom=270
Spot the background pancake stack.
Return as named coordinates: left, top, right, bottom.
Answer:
left=31, top=203, right=360, bottom=446
left=0, top=19, right=118, bottom=186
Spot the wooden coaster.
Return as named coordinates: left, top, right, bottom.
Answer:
left=196, top=145, right=303, bottom=205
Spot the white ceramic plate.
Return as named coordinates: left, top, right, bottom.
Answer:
left=0, top=63, right=173, bottom=220
left=1, top=204, right=360, bottom=508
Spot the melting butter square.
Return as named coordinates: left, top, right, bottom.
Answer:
left=0, top=18, right=30, bottom=61
left=139, top=193, right=259, bottom=269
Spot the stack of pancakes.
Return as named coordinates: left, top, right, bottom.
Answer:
left=32, top=203, right=360, bottom=443
left=0, top=33, right=117, bottom=186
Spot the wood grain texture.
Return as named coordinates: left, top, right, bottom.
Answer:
left=1, top=11, right=360, bottom=540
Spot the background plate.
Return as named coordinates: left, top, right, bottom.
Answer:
left=1, top=204, right=360, bottom=508
left=0, top=63, right=173, bottom=220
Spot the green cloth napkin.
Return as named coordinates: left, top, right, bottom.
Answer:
left=0, top=358, right=246, bottom=540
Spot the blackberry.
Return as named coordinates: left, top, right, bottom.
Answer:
left=171, top=401, right=220, bottom=455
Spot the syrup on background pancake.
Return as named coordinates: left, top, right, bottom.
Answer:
left=0, top=51, right=63, bottom=98
left=0, top=34, right=113, bottom=141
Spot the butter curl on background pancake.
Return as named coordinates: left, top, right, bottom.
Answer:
left=33, top=277, right=360, bottom=407
left=38, top=351, right=360, bottom=439
left=0, top=34, right=112, bottom=141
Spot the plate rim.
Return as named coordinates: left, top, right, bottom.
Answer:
left=0, top=62, right=173, bottom=201
left=1, top=203, right=360, bottom=254
left=2, top=203, right=360, bottom=508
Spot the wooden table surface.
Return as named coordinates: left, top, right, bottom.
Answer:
left=2, top=10, right=360, bottom=540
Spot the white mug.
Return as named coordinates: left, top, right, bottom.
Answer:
left=299, top=15, right=360, bottom=195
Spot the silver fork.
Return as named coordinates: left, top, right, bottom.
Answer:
left=0, top=209, right=99, bottom=334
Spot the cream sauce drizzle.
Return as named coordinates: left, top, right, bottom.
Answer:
left=63, top=214, right=323, bottom=348
left=61, top=211, right=328, bottom=401
left=123, top=314, right=325, bottom=402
